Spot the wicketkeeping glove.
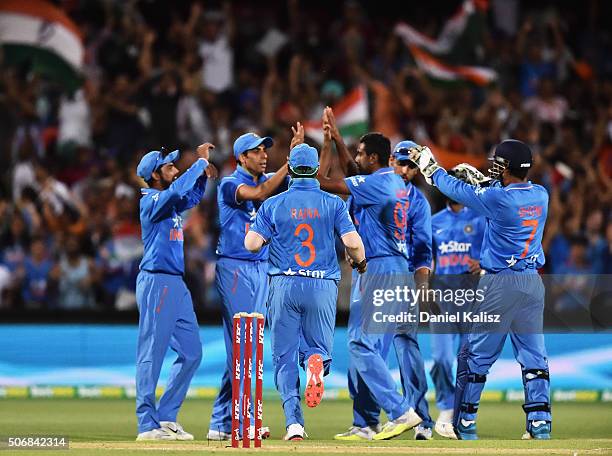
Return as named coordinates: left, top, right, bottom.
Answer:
left=408, top=145, right=442, bottom=185
left=452, top=163, right=492, bottom=186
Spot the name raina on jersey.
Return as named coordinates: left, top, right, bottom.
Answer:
left=290, top=207, right=321, bottom=219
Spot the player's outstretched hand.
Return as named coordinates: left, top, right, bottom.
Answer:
left=197, top=142, right=215, bottom=161
left=453, top=163, right=491, bottom=186
left=408, top=145, right=441, bottom=185
left=205, top=163, right=219, bottom=179
left=324, top=106, right=341, bottom=141
left=290, top=122, right=305, bottom=149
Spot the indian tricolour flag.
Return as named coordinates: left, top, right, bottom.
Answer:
left=409, top=45, right=496, bottom=87
left=304, top=86, right=369, bottom=144
left=0, top=0, right=83, bottom=91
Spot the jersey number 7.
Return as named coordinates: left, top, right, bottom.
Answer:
left=520, top=219, right=538, bottom=259
left=294, top=223, right=316, bottom=267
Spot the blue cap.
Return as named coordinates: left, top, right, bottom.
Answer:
left=289, top=143, right=319, bottom=173
left=393, top=140, right=418, bottom=161
left=233, top=133, right=274, bottom=160
left=136, top=149, right=180, bottom=181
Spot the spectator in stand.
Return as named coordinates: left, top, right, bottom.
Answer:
left=17, top=236, right=55, bottom=309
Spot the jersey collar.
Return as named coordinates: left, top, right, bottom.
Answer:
left=290, top=178, right=320, bottom=189
left=504, top=181, right=533, bottom=191
left=446, top=204, right=468, bottom=216
left=373, top=166, right=394, bottom=175
left=235, top=165, right=264, bottom=183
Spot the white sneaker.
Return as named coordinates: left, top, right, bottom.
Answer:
left=434, top=421, right=457, bottom=439
left=414, top=425, right=433, bottom=440
left=437, top=409, right=453, bottom=423
left=136, top=428, right=176, bottom=441
left=160, top=421, right=194, bottom=441
left=434, top=409, right=457, bottom=439
left=373, top=408, right=422, bottom=440
left=334, top=424, right=380, bottom=441
left=206, top=429, right=231, bottom=441
left=284, top=423, right=306, bottom=441
left=248, top=425, right=271, bottom=440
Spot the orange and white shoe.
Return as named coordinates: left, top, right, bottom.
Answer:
left=305, top=354, right=324, bottom=408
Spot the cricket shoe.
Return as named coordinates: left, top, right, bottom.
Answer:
left=160, top=421, right=193, bottom=440
left=373, top=408, right=422, bottom=440
left=284, top=423, right=306, bottom=441
left=522, top=421, right=551, bottom=440
left=414, top=425, right=433, bottom=440
left=333, top=424, right=381, bottom=441
left=136, top=428, right=177, bottom=441
left=305, top=354, right=324, bottom=408
left=434, top=409, right=457, bottom=439
left=455, top=419, right=478, bottom=440
left=206, top=429, right=231, bottom=441
left=248, top=425, right=271, bottom=440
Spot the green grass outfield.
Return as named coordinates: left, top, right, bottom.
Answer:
left=0, top=399, right=610, bottom=455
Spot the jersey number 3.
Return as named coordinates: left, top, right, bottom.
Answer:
left=294, top=223, right=316, bottom=267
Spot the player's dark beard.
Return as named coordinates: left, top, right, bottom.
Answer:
left=160, top=176, right=173, bottom=190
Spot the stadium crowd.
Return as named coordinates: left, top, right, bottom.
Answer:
left=0, top=0, right=610, bottom=310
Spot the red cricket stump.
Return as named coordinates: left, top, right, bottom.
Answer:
left=231, top=312, right=264, bottom=449
left=231, top=315, right=241, bottom=448
left=254, top=314, right=265, bottom=448
left=242, top=316, right=253, bottom=448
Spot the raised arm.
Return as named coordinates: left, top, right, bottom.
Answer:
left=410, top=146, right=499, bottom=218
left=144, top=158, right=209, bottom=222
left=236, top=122, right=302, bottom=202
left=237, top=165, right=288, bottom=202
left=326, top=107, right=359, bottom=177
left=319, top=109, right=333, bottom=178
left=176, top=143, right=215, bottom=212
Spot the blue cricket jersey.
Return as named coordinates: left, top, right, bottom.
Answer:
left=216, top=166, right=288, bottom=261
left=432, top=206, right=486, bottom=274
left=406, top=182, right=433, bottom=271
left=139, top=158, right=208, bottom=275
left=344, top=168, right=410, bottom=260
left=249, top=179, right=356, bottom=281
left=432, top=170, right=548, bottom=273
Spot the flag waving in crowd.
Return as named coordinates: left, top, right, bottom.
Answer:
left=394, top=0, right=497, bottom=86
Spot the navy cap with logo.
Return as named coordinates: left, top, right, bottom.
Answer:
left=489, top=139, right=532, bottom=179
left=494, top=140, right=533, bottom=169
left=136, top=149, right=180, bottom=181
left=233, top=133, right=274, bottom=160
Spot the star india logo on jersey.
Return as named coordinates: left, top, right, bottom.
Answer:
left=439, top=240, right=472, bottom=254
left=283, top=268, right=326, bottom=278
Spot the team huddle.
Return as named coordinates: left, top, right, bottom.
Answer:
left=132, top=106, right=551, bottom=442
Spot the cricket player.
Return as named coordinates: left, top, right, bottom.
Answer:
left=315, top=127, right=423, bottom=441
left=135, top=143, right=214, bottom=440
left=429, top=165, right=486, bottom=438
left=245, top=143, right=366, bottom=441
left=208, top=130, right=292, bottom=441
left=389, top=141, right=435, bottom=440
left=409, top=140, right=551, bottom=440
